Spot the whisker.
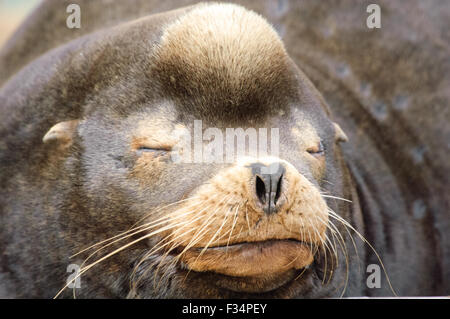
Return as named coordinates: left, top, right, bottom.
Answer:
left=183, top=198, right=235, bottom=280
left=130, top=202, right=218, bottom=284
left=155, top=195, right=234, bottom=287
left=70, top=196, right=210, bottom=258
left=226, top=204, right=240, bottom=251
left=321, top=194, right=352, bottom=203
left=326, top=208, right=397, bottom=296
left=55, top=214, right=205, bottom=298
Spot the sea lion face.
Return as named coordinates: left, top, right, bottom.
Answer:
left=74, top=95, right=346, bottom=297
left=45, top=3, right=350, bottom=298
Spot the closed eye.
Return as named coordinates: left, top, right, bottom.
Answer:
left=306, top=141, right=325, bottom=156
left=136, top=146, right=170, bottom=156
left=138, top=146, right=168, bottom=151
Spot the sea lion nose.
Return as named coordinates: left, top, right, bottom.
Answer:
left=250, top=162, right=286, bottom=215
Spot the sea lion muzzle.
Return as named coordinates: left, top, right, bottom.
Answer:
left=157, top=157, right=327, bottom=279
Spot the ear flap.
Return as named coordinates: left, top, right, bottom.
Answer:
left=333, top=122, right=348, bottom=143
left=43, top=120, right=79, bottom=147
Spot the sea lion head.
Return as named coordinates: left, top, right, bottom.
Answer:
left=40, top=3, right=350, bottom=298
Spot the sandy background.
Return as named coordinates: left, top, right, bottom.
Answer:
left=0, top=0, right=40, bottom=48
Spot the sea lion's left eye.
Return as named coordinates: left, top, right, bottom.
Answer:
left=307, top=141, right=325, bottom=156
left=137, top=146, right=169, bottom=156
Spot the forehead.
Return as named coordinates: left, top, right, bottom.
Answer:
left=288, top=106, right=330, bottom=139
left=125, top=102, right=330, bottom=143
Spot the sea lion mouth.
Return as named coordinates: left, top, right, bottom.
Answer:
left=179, top=239, right=315, bottom=278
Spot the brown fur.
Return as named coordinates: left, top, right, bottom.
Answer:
left=0, top=0, right=448, bottom=298
left=152, top=3, right=296, bottom=122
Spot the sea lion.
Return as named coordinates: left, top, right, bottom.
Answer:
left=0, top=1, right=448, bottom=298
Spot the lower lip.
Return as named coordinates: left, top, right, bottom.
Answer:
left=180, top=240, right=314, bottom=277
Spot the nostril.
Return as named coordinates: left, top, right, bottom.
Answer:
left=255, top=176, right=266, bottom=204
left=249, top=162, right=286, bottom=214
left=274, top=174, right=283, bottom=205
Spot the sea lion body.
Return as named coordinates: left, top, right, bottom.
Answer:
left=0, top=0, right=449, bottom=298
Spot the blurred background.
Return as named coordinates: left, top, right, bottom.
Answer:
left=0, top=0, right=40, bottom=47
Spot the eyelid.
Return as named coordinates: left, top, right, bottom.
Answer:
left=131, top=137, right=173, bottom=152
left=307, top=141, right=324, bottom=154
left=137, top=145, right=171, bottom=152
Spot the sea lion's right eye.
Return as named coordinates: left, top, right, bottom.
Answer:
left=306, top=141, right=325, bottom=156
